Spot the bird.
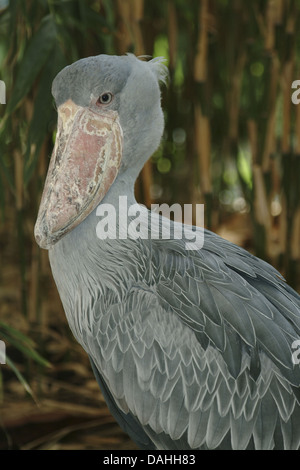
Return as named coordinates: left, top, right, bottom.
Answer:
left=35, top=53, right=300, bottom=450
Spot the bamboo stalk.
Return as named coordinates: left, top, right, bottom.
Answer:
left=131, top=0, right=144, bottom=56
left=229, top=53, right=246, bottom=142
left=29, top=242, right=39, bottom=323
left=269, top=156, right=282, bottom=257
left=140, top=161, right=152, bottom=208
left=37, top=147, right=50, bottom=276
left=115, top=0, right=132, bottom=54
left=132, top=0, right=143, bottom=20
left=265, top=0, right=284, bottom=51
left=280, top=2, right=296, bottom=153
left=194, top=0, right=208, bottom=83
left=253, top=165, right=272, bottom=251
left=286, top=3, right=297, bottom=35
left=281, top=59, right=294, bottom=154
left=262, top=58, right=279, bottom=172
left=127, top=0, right=153, bottom=207
left=13, top=150, right=23, bottom=211
left=262, top=110, right=276, bottom=173
left=274, top=0, right=284, bottom=24
left=194, top=0, right=212, bottom=202
left=265, top=0, right=275, bottom=51
left=291, top=208, right=300, bottom=260
left=270, top=154, right=281, bottom=201
left=28, top=140, right=48, bottom=323
left=167, top=0, right=177, bottom=72
left=194, top=104, right=212, bottom=194
left=278, top=194, right=287, bottom=255
left=247, top=119, right=258, bottom=165
left=13, top=146, right=28, bottom=320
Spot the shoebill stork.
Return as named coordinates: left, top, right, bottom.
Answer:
left=35, top=54, right=300, bottom=450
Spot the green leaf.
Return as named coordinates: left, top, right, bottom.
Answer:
left=24, top=44, right=67, bottom=185
left=0, top=321, right=51, bottom=368
left=5, top=356, right=36, bottom=400
left=6, top=15, right=57, bottom=114
left=0, top=142, right=14, bottom=193
left=0, top=170, right=4, bottom=219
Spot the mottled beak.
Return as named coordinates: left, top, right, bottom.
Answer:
left=34, top=99, right=123, bottom=249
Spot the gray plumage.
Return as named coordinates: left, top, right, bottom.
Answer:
left=37, top=54, right=300, bottom=450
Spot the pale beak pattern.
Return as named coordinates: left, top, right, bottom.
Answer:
left=34, top=99, right=123, bottom=249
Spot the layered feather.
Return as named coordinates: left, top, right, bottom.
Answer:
left=50, top=225, right=300, bottom=450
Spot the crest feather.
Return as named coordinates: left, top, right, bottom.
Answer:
left=126, top=53, right=169, bottom=86
left=147, top=56, right=169, bottom=85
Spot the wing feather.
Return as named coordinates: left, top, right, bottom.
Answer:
left=59, top=226, right=300, bottom=450
left=253, top=398, right=278, bottom=449
left=206, top=400, right=231, bottom=448
left=280, top=404, right=300, bottom=449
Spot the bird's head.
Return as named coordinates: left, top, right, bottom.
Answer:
left=34, top=54, right=168, bottom=249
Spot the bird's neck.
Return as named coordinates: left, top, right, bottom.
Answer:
left=102, top=168, right=137, bottom=208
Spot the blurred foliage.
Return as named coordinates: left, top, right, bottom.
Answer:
left=0, top=0, right=300, bottom=399
left=0, top=320, right=50, bottom=401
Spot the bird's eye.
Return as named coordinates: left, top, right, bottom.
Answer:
left=97, top=92, right=113, bottom=105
